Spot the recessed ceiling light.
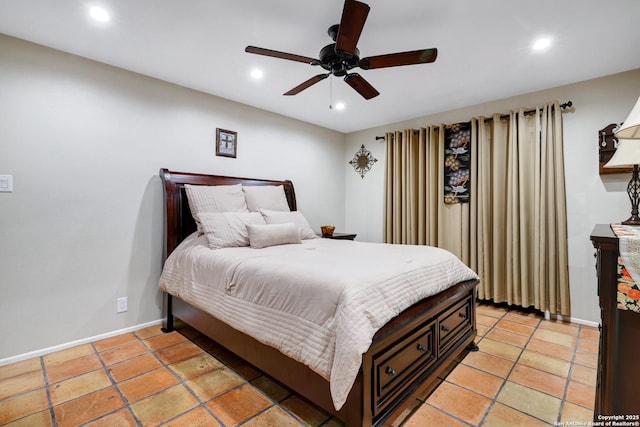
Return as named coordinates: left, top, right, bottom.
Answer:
left=533, top=37, right=551, bottom=51
left=250, top=69, right=264, bottom=79
left=89, top=6, right=110, bottom=23
left=334, top=102, right=345, bottom=110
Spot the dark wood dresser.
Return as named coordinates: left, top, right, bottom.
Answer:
left=590, top=224, right=640, bottom=417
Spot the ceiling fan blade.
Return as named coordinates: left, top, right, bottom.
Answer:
left=245, top=46, right=318, bottom=65
left=284, top=74, right=330, bottom=96
left=344, top=73, right=379, bottom=100
left=335, top=0, right=370, bottom=57
left=359, top=48, right=438, bottom=70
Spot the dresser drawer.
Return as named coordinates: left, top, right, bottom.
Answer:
left=372, top=320, right=436, bottom=412
left=438, top=295, right=473, bottom=354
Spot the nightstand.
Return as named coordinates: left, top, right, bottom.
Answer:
left=319, top=232, right=357, bottom=241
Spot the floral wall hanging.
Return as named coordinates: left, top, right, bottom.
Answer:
left=444, top=122, right=471, bottom=204
left=349, top=144, right=377, bottom=178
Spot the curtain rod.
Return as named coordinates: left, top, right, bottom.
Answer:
left=375, top=100, right=573, bottom=141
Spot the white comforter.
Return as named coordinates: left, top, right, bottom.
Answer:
left=158, top=234, right=478, bottom=409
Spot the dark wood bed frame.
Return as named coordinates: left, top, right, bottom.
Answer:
left=159, top=168, right=479, bottom=426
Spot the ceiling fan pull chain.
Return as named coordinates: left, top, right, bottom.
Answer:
left=329, top=75, right=333, bottom=110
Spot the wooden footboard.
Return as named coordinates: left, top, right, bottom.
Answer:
left=164, top=278, right=477, bottom=426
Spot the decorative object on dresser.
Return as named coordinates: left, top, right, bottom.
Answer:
left=598, top=123, right=631, bottom=175
left=215, top=128, right=237, bottom=158
left=158, top=168, right=478, bottom=426
left=320, top=225, right=336, bottom=237
left=604, top=96, right=640, bottom=225
left=590, top=225, right=640, bottom=417
left=322, top=232, right=357, bottom=241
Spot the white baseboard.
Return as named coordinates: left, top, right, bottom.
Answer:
left=544, top=311, right=600, bottom=328
left=0, top=319, right=164, bottom=367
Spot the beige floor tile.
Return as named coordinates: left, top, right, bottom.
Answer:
left=207, top=384, right=274, bottom=425
left=53, top=386, right=125, bottom=427
left=82, top=408, right=138, bottom=427
left=533, top=328, right=577, bottom=348
left=118, top=367, right=179, bottom=403
left=0, top=388, right=49, bottom=424
left=570, top=364, right=597, bottom=388
left=155, top=341, right=204, bottom=365
left=169, top=353, right=223, bottom=381
left=495, top=319, right=535, bottom=336
left=0, top=358, right=42, bottom=381
left=108, top=353, right=163, bottom=383
left=144, top=331, right=188, bottom=351
left=46, top=353, right=102, bottom=384
left=561, top=401, right=594, bottom=424
left=518, top=350, right=571, bottom=378
left=576, top=338, right=599, bottom=354
left=130, top=385, right=199, bottom=425
left=3, top=409, right=53, bottom=427
left=526, top=338, right=575, bottom=362
left=476, top=324, right=490, bottom=338
left=242, top=406, right=305, bottom=426
left=403, top=403, right=467, bottom=427
left=477, top=305, right=508, bottom=319
left=93, top=333, right=138, bottom=352
left=508, top=363, right=567, bottom=398
left=496, top=381, right=561, bottom=424
left=477, top=313, right=501, bottom=327
left=426, top=381, right=492, bottom=425
left=461, top=350, right=515, bottom=378
left=485, top=327, right=530, bottom=347
left=538, top=320, right=579, bottom=336
left=573, top=350, right=598, bottom=369
left=134, top=325, right=165, bottom=340
left=504, top=311, right=542, bottom=327
left=49, top=369, right=112, bottom=405
left=0, top=369, right=45, bottom=400
left=99, top=341, right=148, bottom=366
left=43, top=344, right=94, bottom=367
left=186, top=367, right=245, bottom=401
left=565, top=381, right=596, bottom=410
left=477, top=338, right=522, bottom=361
left=446, top=363, right=504, bottom=398
left=161, top=406, right=222, bottom=427
left=579, top=327, right=600, bottom=341
left=483, top=402, right=550, bottom=426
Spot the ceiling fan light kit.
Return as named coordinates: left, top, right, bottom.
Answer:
left=245, top=0, right=438, bottom=100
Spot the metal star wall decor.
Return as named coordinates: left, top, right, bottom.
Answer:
left=349, top=144, right=377, bottom=178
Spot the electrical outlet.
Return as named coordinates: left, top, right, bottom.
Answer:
left=116, top=297, right=128, bottom=313
left=0, top=175, right=13, bottom=193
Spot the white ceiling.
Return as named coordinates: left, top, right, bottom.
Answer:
left=1, top=0, right=639, bottom=133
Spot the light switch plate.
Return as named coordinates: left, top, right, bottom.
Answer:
left=0, top=175, right=13, bottom=192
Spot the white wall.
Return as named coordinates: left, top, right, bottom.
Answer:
left=0, top=34, right=345, bottom=359
left=345, top=68, right=640, bottom=324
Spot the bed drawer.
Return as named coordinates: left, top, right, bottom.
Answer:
left=438, top=295, right=473, bottom=354
left=372, top=320, right=436, bottom=412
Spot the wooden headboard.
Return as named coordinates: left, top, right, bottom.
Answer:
left=159, top=168, right=297, bottom=260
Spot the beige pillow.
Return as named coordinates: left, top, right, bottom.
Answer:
left=247, top=223, right=302, bottom=249
left=196, top=212, right=265, bottom=249
left=242, top=185, right=290, bottom=212
left=259, top=209, right=316, bottom=240
left=185, top=184, right=248, bottom=228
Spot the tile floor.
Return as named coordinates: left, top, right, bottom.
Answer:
left=0, top=302, right=599, bottom=426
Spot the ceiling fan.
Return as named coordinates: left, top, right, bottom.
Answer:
left=245, top=0, right=438, bottom=100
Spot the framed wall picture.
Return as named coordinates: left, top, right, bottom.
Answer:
left=216, top=128, right=237, bottom=158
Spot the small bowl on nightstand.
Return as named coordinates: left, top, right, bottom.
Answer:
left=320, top=225, right=335, bottom=237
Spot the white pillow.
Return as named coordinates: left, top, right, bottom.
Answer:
left=196, top=212, right=265, bottom=249
left=242, top=185, right=290, bottom=212
left=186, top=184, right=248, bottom=231
left=259, top=209, right=317, bottom=240
left=247, top=223, right=302, bottom=249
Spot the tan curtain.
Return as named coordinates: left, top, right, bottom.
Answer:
left=384, top=102, right=570, bottom=315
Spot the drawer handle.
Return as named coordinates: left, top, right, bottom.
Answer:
left=385, top=366, right=396, bottom=376
left=416, top=344, right=427, bottom=352
left=458, top=312, right=467, bottom=319
left=441, top=325, right=450, bottom=332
